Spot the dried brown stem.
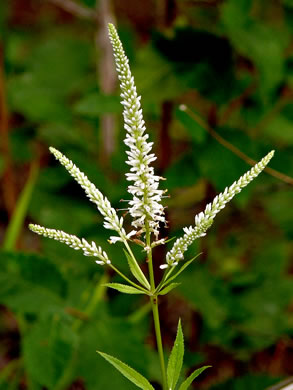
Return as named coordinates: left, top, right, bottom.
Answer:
left=182, top=105, right=293, bottom=186
left=47, top=0, right=97, bottom=20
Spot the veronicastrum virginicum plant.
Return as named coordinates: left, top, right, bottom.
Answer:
left=29, top=23, right=275, bottom=390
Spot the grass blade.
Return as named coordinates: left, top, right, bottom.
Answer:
left=3, top=162, right=39, bottom=250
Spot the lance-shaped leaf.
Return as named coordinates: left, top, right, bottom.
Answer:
left=97, top=351, right=155, bottom=390
left=164, top=254, right=201, bottom=283
left=103, top=283, right=146, bottom=295
left=178, top=366, right=211, bottom=390
left=167, top=319, right=184, bottom=390
left=156, top=254, right=201, bottom=294
left=123, top=249, right=150, bottom=290
left=158, top=283, right=181, bottom=296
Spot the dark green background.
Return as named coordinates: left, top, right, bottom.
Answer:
left=0, top=0, right=293, bottom=389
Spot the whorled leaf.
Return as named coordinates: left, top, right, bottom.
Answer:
left=103, top=283, right=146, bottom=295
left=97, top=351, right=155, bottom=390
left=178, top=366, right=211, bottom=390
left=167, top=319, right=184, bottom=390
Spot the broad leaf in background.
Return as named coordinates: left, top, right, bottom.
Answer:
left=221, top=0, right=289, bottom=98
left=78, top=315, right=150, bottom=390
left=0, top=252, right=66, bottom=313
left=23, top=311, right=78, bottom=389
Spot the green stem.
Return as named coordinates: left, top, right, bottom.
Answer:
left=145, top=223, right=155, bottom=291
left=128, top=301, right=151, bottom=324
left=150, top=296, right=167, bottom=390
left=3, top=161, right=39, bottom=250
left=145, top=222, right=167, bottom=390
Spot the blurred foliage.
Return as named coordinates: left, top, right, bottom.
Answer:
left=0, top=0, right=292, bottom=389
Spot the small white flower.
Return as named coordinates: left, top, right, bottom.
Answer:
left=109, top=236, right=123, bottom=244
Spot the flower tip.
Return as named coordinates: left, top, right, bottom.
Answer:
left=49, top=146, right=56, bottom=153
left=179, top=104, right=187, bottom=111
left=160, top=264, right=168, bottom=269
left=108, top=23, right=116, bottom=34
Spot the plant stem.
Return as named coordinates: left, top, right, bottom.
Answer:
left=145, top=224, right=155, bottom=291
left=150, top=296, right=167, bottom=390
left=146, top=223, right=167, bottom=390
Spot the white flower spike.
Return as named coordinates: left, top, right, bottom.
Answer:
left=29, top=224, right=110, bottom=265
left=108, top=23, right=166, bottom=239
left=49, top=147, right=127, bottom=243
left=163, top=150, right=275, bottom=268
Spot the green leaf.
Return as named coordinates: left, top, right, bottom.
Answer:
left=78, top=313, right=150, bottom=389
left=103, top=283, right=146, bottom=295
left=123, top=249, right=150, bottom=290
left=97, top=351, right=155, bottom=390
left=179, top=266, right=229, bottom=329
left=3, top=162, right=39, bottom=250
left=74, top=93, right=121, bottom=117
left=175, top=107, right=206, bottom=144
left=158, top=283, right=181, bottom=295
left=178, top=366, right=211, bottom=390
left=221, top=1, right=289, bottom=97
left=167, top=319, right=184, bottom=390
left=23, top=311, right=79, bottom=388
left=164, top=254, right=201, bottom=285
left=0, top=251, right=66, bottom=313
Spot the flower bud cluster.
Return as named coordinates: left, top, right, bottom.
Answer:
left=163, top=150, right=274, bottom=268
left=29, top=224, right=110, bottom=265
left=108, top=23, right=165, bottom=238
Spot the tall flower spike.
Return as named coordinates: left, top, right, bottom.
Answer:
left=49, top=147, right=127, bottom=243
left=163, top=150, right=275, bottom=268
left=108, top=23, right=165, bottom=239
left=29, top=224, right=111, bottom=265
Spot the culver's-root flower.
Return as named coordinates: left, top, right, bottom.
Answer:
left=29, top=224, right=110, bottom=265
left=108, top=23, right=165, bottom=239
left=163, top=150, right=275, bottom=268
left=27, top=24, right=276, bottom=390
left=49, top=147, right=128, bottom=243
